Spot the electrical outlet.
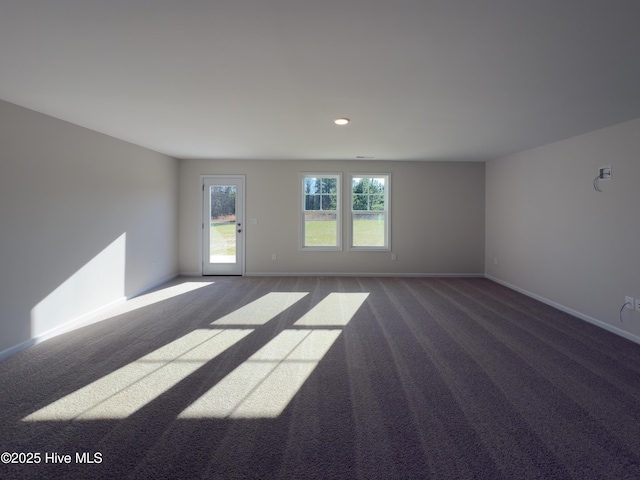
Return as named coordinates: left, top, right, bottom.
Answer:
left=635, top=298, right=640, bottom=312
left=625, top=297, right=634, bottom=309
left=271, top=253, right=277, bottom=261
left=391, top=253, right=397, bottom=261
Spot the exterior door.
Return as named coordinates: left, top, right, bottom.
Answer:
left=202, top=176, right=244, bottom=275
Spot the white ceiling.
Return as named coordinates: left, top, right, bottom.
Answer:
left=1, top=0, right=640, bottom=161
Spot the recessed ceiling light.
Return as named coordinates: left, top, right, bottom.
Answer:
left=334, top=118, right=350, bottom=126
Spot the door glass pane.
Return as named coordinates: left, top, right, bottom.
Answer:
left=210, top=186, right=237, bottom=263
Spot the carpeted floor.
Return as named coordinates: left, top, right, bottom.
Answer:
left=2, top=276, right=640, bottom=479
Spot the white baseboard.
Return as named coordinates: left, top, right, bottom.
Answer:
left=245, top=272, right=485, bottom=277
left=127, top=272, right=179, bottom=299
left=485, top=275, right=640, bottom=346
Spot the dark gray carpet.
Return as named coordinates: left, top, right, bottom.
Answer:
left=2, top=276, right=640, bottom=479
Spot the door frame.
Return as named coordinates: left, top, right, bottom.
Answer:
left=201, top=175, right=246, bottom=276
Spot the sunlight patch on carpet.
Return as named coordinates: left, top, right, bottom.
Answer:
left=23, top=291, right=369, bottom=422
left=22, top=328, right=251, bottom=421
left=211, top=292, right=308, bottom=326
left=179, top=329, right=342, bottom=419
left=179, top=292, right=369, bottom=418
left=293, top=292, right=369, bottom=326
left=122, top=281, right=216, bottom=314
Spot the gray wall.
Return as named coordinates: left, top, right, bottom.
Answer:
left=179, top=159, right=485, bottom=275
left=0, top=100, right=179, bottom=356
left=485, top=118, right=640, bottom=341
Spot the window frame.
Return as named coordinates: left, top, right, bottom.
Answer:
left=299, top=172, right=342, bottom=251
left=348, top=173, right=391, bottom=251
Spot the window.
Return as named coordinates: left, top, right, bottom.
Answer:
left=350, top=174, right=390, bottom=250
left=301, top=173, right=341, bottom=250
